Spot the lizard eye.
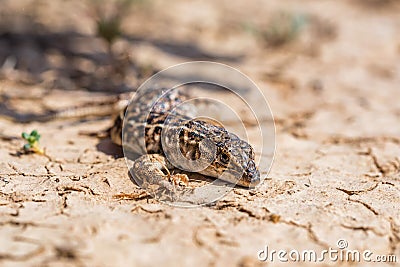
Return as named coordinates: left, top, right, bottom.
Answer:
left=219, top=153, right=230, bottom=164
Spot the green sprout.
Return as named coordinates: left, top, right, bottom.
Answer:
left=245, top=11, right=307, bottom=47
left=96, top=16, right=122, bottom=51
left=22, top=130, right=44, bottom=154
left=88, top=0, right=139, bottom=54
left=262, top=12, right=306, bottom=47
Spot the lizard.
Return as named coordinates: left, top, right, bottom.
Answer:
left=110, top=87, right=261, bottom=194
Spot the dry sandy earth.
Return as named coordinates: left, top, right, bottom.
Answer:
left=0, top=0, right=400, bottom=266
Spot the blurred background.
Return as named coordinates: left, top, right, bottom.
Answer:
left=1, top=0, right=399, bottom=130
left=0, top=0, right=399, bottom=123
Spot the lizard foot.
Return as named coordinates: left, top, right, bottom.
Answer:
left=132, top=154, right=188, bottom=200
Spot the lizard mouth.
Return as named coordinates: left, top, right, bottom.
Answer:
left=240, top=168, right=261, bottom=188
left=200, top=160, right=261, bottom=188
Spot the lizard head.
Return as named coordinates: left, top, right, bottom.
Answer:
left=211, top=133, right=261, bottom=188
left=177, top=119, right=261, bottom=188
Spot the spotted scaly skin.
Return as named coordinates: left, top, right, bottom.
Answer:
left=111, top=88, right=260, bottom=191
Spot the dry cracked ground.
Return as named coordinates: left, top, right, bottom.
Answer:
left=0, top=0, right=400, bottom=266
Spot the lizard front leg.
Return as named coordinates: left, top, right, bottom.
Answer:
left=132, top=154, right=189, bottom=194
